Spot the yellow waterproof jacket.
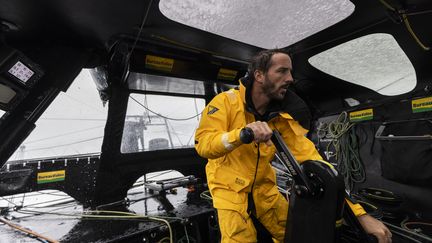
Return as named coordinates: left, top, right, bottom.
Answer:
left=195, top=80, right=366, bottom=219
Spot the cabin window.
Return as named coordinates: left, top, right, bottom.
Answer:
left=159, top=0, right=354, bottom=49
left=121, top=93, right=205, bottom=153
left=8, top=69, right=108, bottom=161
left=308, top=33, right=417, bottom=96
left=0, top=109, right=5, bottom=118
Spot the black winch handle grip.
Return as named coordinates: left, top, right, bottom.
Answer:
left=240, top=127, right=255, bottom=144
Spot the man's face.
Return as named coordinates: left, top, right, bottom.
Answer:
left=261, top=53, right=294, bottom=100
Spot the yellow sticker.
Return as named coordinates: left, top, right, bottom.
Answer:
left=37, top=170, right=65, bottom=184
left=349, top=108, right=373, bottom=122
left=217, top=68, right=237, bottom=81
left=412, top=96, right=432, bottom=113
left=145, top=55, right=174, bottom=72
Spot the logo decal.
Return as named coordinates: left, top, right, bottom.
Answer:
left=349, top=108, right=373, bottom=122
left=217, top=68, right=238, bottom=81
left=207, top=105, right=219, bottom=115
left=235, top=178, right=245, bottom=186
left=145, top=55, right=174, bottom=72
left=37, top=170, right=66, bottom=184
left=412, top=96, right=432, bottom=113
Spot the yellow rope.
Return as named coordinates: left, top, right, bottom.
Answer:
left=378, top=0, right=430, bottom=50
left=402, top=14, right=430, bottom=51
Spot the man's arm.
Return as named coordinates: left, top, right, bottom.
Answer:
left=195, top=94, right=243, bottom=159
left=358, top=214, right=392, bottom=243
left=195, top=95, right=277, bottom=158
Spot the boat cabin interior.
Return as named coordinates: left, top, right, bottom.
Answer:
left=0, top=0, right=432, bottom=242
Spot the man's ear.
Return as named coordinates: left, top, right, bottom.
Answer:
left=254, top=70, right=264, bottom=84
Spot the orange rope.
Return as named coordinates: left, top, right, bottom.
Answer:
left=0, top=217, right=59, bottom=243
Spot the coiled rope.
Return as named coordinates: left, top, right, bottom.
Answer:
left=319, top=112, right=366, bottom=191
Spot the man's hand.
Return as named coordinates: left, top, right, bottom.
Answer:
left=358, top=214, right=392, bottom=243
left=245, top=121, right=273, bottom=146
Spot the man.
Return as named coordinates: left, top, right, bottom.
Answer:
left=195, top=49, right=391, bottom=243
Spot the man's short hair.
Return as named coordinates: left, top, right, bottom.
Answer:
left=248, top=49, right=290, bottom=76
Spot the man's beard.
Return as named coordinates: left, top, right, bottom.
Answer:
left=262, top=75, right=286, bottom=101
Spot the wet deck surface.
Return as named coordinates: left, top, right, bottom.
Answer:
left=0, top=176, right=215, bottom=242
left=1, top=176, right=431, bottom=242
